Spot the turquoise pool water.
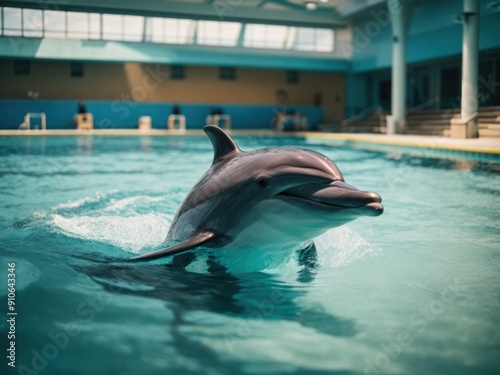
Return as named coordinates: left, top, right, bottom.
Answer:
left=1, top=136, right=499, bottom=375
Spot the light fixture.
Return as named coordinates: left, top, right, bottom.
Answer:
left=305, top=1, right=317, bottom=10
left=320, top=0, right=329, bottom=3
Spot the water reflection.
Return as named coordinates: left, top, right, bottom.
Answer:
left=385, top=152, right=500, bottom=173
left=73, top=252, right=358, bottom=344
left=76, top=136, right=93, bottom=155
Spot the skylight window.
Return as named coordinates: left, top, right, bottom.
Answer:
left=44, top=10, right=65, bottom=38
left=294, top=27, right=334, bottom=52
left=23, top=9, right=43, bottom=37
left=244, top=24, right=288, bottom=49
left=315, top=29, right=334, bottom=52
left=123, top=15, right=144, bottom=42
left=89, top=13, right=101, bottom=40
left=147, top=17, right=164, bottom=43
left=67, top=12, right=89, bottom=39
left=102, top=14, right=122, bottom=40
left=0, top=6, right=336, bottom=54
left=145, top=18, right=193, bottom=44
left=165, top=18, right=192, bottom=44
left=197, top=21, right=241, bottom=47
left=3, top=8, right=22, bottom=36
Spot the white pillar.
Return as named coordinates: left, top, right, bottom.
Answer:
left=387, top=0, right=409, bottom=135
left=460, top=0, right=479, bottom=138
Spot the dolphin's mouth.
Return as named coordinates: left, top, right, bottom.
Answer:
left=278, top=181, right=383, bottom=216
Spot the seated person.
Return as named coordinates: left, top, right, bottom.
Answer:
left=75, top=100, right=93, bottom=129
left=78, top=100, right=87, bottom=115
left=274, top=109, right=306, bottom=131
left=210, top=108, right=224, bottom=116
left=172, top=104, right=181, bottom=115
left=206, top=108, right=230, bottom=129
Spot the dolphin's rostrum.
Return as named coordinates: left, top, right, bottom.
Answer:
left=132, top=126, right=383, bottom=261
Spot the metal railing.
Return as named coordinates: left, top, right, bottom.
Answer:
left=341, top=105, right=385, bottom=131
left=19, top=113, right=46, bottom=130
left=406, top=97, right=441, bottom=115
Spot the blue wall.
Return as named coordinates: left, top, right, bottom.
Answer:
left=350, top=0, right=500, bottom=73
left=0, top=100, right=323, bottom=130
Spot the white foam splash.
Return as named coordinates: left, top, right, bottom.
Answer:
left=51, top=213, right=170, bottom=253
left=48, top=194, right=378, bottom=267
left=105, top=196, right=164, bottom=212
left=52, top=191, right=116, bottom=210
left=315, top=226, right=379, bottom=268
left=192, top=226, right=377, bottom=274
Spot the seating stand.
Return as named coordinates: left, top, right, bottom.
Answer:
left=168, top=115, right=186, bottom=130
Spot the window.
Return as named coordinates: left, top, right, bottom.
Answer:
left=14, top=60, right=30, bottom=75
left=44, top=10, right=65, bottom=38
left=89, top=13, right=101, bottom=39
left=295, top=28, right=314, bottom=51
left=102, top=14, right=122, bottom=40
left=170, top=65, right=185, bottom=80
left=244, top=24, right=288, bottom=49
left=147, top=17, right=164, bottom=43
left=57, top=13, right=140, bottom=42
left=67, top=12, right=88, bottom=39
left=4, top=8, right=22, bottom=36
left=198, top=21, right=241, bottom=46
left=286, top=70, right=299, bottom=84
left=164, top=18, right=192, bottom=44
left=220, top=67, right=236, bottom=81
left=0, top=7, right=337, bottom=53
left=71, top=62, right=84, bottom=77
left=294, top=28, right=334, bottom=52
left=123, top=15, right=144, bottom=42
left=146, top=17, right=193, bottom=44
left=23, top=9, right=43, bottom=37
left=315, top=29, right=334, bottom=52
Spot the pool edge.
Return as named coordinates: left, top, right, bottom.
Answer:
left=1, top=129, right=499, bottom=156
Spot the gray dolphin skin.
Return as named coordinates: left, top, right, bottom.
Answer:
left=132, top=125, right=383, bottom=261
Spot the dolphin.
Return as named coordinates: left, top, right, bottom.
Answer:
left=132, top=125, right=383, bottom=262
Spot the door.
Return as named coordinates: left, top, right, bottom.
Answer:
left=440, top=65, right=461, bottom=109
left=376, top=77, right=392, bottom=111
left=408, top=68, right=430, bottom=108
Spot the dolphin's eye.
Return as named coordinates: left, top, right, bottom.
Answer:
left=256, top=177, right=270, bottom=189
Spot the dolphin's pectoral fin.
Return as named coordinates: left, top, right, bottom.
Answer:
left=130, top=231, right=217, bottom=262
left=297, top=242, right=319, bottom=283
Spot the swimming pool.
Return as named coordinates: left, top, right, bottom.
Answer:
left=1, top=135, right=499, bottom=375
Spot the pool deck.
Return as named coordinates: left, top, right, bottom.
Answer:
left=1, top=129, right=499, bottom=156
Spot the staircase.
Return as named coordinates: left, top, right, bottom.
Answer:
left=403, top=106, right=500, bottom=138
left=477, top=106, right=500, bottom=138
left=339, top=107, right=387, bottom=133
left=405, top=108, right=459, bottom=136
left=329, top=106, right=500, bottom=138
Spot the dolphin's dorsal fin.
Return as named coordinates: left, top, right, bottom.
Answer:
left=130, top=230, right=216, bottom=262
left=204, top=125, right=241, bottom=164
